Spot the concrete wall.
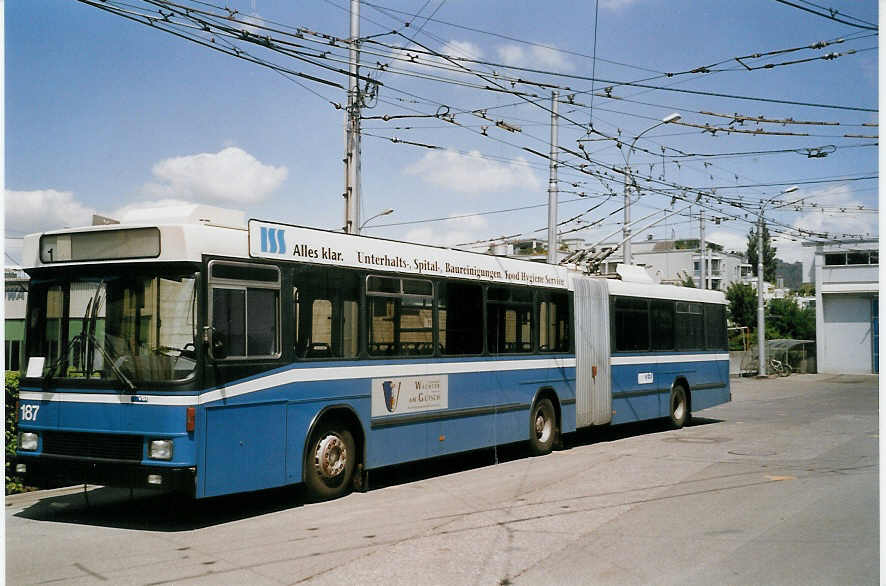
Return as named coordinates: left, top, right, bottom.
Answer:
left=818, top=294, right=874, bottom=374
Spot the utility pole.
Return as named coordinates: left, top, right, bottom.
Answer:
left=757, top=211, right=766, bottom=376
left=623, top=162, right=632, bottom=265
left=343, top=0, right=362, bottom=234
left=698, top=209, right=706, bottom=289
left=621, top=113, right=682, bottom=266
left=547, top=91, right=559, bottom=265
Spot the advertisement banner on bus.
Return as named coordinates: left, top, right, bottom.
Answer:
left=248, top=219, right=569, bottom=289
left=370, top=375, right=449, bottom=417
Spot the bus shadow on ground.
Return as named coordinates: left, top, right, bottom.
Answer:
left=13, top=415, right=722, bottom=532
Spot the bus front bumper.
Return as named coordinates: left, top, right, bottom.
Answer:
left=13, top=455, right=196, bottom=495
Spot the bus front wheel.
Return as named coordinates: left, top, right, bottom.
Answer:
left=305, top=422, right=356, bottom=501
left=529, top=398, right=557, bottom=456
left=669, top=384, right=689, bottom=429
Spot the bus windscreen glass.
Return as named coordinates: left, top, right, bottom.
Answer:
left=27, top=271, right=198, bottom=384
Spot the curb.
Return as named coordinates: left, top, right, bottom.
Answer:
left=5, top=485, right=100, bottom=508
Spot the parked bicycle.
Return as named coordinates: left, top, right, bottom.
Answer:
left=768, top=357, right=793, bottom=377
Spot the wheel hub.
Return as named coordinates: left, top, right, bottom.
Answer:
left=535, top=412, right=551, bottom=442
left=314, top=434, right=347, bottom=479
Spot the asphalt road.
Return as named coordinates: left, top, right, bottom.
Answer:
left=6, top=374, right=878, bottom=585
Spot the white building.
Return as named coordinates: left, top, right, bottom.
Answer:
left=579, top=239, right=750, bottom=291
left=808, top=239, right=878, bottom=374
left=5, top=266, right=29, bottom=371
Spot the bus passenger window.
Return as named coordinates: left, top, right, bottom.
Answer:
left=366, top=275, right=433, bottom=357
left=486, top=286, right=533, bottom=354
left=539, top=292, right=569, bottom=352
left=438, top=282, right=482, bottom=355
left=675, top=301, right=704, bottom=350
left=292, top=267, right=360, bottom=359
left=614, top=297, right=649, bottom=352
left=704, top=304, right=727, bottom=350
left=209, top=262, right=280, bottom=359
left=650, top=299, right=675, bottom=351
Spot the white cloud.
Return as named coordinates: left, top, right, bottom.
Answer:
left=109, top=199, right=196, bottom=221
left=390, top=40, right=482, bottom=73
left=599, top=0, right=641, bottom=10
left=774, top=185, right=878, bottom=269
left=5, top=189, right=94, bottom=235
left=403, top=149, right=540, bottom=194
left=145, top=147, right=287, bottom=204
left=707, top=229, right=747, bottom=255
left=496, top=44, right=573, bottom=72
left=440, top=40, right=483, bottom=62
left=404, top=214, right=490, bottom=249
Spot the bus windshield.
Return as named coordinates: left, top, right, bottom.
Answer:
left=27, top=270, right=199, bottom=385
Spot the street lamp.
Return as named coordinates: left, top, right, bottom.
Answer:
left=756, top=185, right=798, bottom=377
left=622, top=112, right=682, bottom=265
left=359, top=208, right=394, bottom=232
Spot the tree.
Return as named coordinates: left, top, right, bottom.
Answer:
left=767, top=298, right=815, bottom=340
left=797, top=283, right=815, bottom=297
left=680, top=274, right=696, bottom=288
left=746, top=223, right=777, bottom=283
left=6, top=371, right=23, bottom=495
left=726, top=282, right=757, bottom=328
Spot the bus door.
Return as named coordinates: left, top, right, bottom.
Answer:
left=203, top=260, right=287, bottom=497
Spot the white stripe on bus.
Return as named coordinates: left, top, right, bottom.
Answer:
left=610, top=353, right=729, bottom=366
left=19, top=357, right=577, bottom=407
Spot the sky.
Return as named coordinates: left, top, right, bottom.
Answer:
left=4, top=0, right=880, bottom=276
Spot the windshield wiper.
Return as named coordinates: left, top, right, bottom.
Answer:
left=42, top=281, right=135, bottom=392
left=80, top=329, right=137, bottom=393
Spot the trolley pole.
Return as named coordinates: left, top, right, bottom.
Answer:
left=547, top=91, right=559, bottom=265
left=343, top=0, right=362, bottom=234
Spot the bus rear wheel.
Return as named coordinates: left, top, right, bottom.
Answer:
left=529, top=398, right=557, bottom=456
left=669, top=384, right=689, bottom=429
left=305, top=422, right=356, bottom=501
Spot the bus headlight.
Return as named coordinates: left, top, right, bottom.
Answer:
left=19, top=432, right=38, bottom=451
left=149, top=439, right=173, bottom=460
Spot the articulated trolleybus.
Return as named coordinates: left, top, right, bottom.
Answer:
left=15, top=206, right=730, bottom=500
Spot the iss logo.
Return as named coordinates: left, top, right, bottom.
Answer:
left=382, top=380, right=401, bottom=413
left=259, top=226, right=286, bottom=254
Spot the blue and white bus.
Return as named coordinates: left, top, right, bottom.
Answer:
left=14, top=206, right=730, bottom=500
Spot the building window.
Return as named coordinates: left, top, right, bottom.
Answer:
left=825, top=251, right=877, bottom=266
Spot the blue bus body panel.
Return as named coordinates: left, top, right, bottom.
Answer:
left=609, top=354, right=730, bottom=425
left=16, top=387, right=197, bottom=469
left=195, top=356, right=575, bottom=497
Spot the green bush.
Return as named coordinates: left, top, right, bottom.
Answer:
left=6, top=371, right=24, bottom=495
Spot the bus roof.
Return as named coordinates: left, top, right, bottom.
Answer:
left=605, top=278, right=728, bottom=304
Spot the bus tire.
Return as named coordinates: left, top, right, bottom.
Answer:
left=529, top=398, right=557, bottom=456
left=305, top=421, right=357, bottom=501
left=669, top=384, right=689, bottom=429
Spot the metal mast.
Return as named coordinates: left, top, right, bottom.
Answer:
left=699, top=210, right=706, bottom=289
left=343, top=0, right=362, bottom=234
left=547, top=91, right=559, bottom=264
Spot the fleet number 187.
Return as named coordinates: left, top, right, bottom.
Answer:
left=20, top=404, right=39, bottom=421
